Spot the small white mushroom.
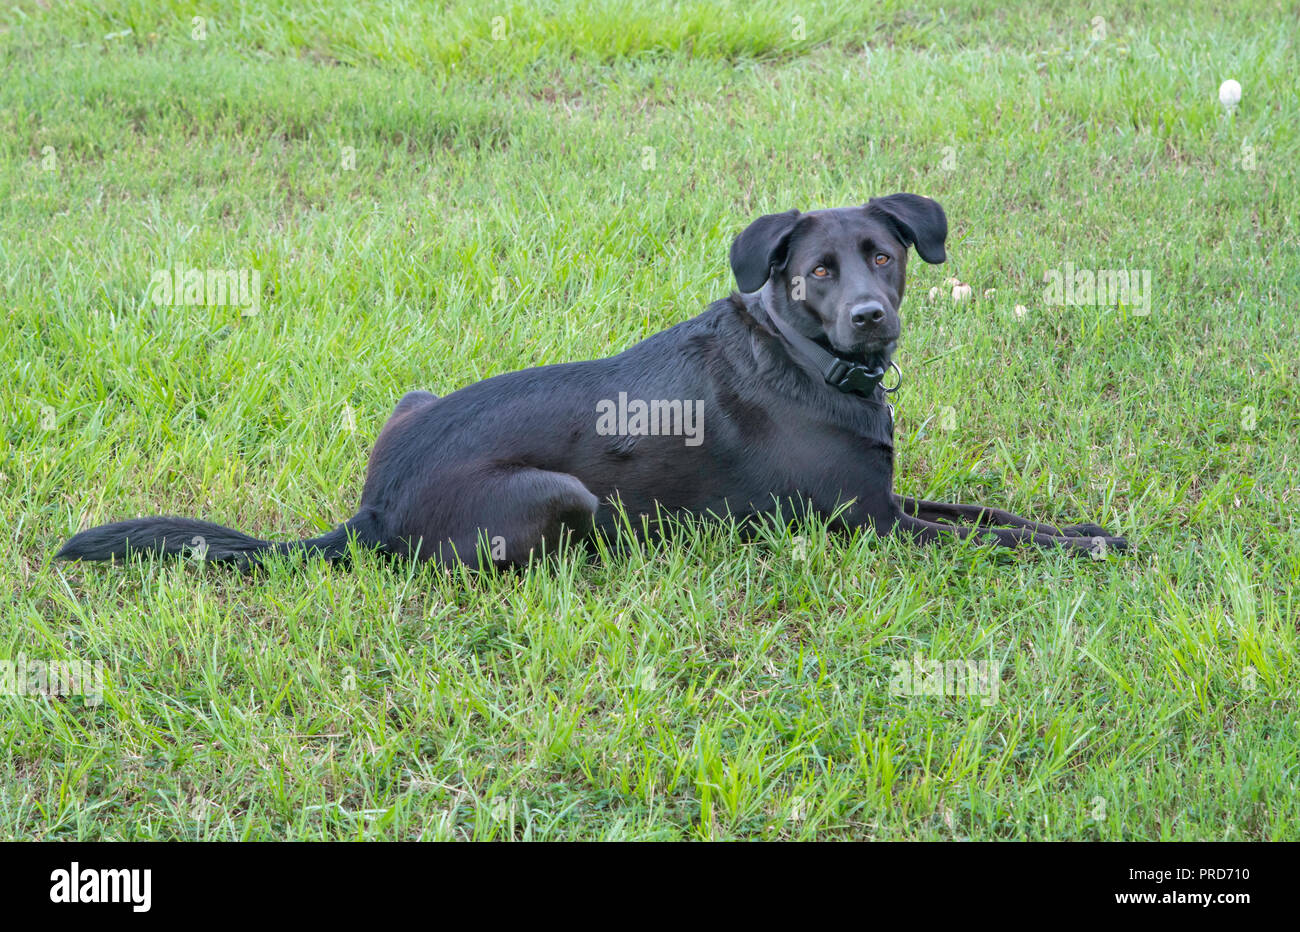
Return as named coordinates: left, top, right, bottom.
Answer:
left=1218, top=79, right=1242, bottom=110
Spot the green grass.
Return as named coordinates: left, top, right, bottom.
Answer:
left=2, top=0, right=1298, bottom=840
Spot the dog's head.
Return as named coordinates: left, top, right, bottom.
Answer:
left=729, top=194, right=947, bottom=367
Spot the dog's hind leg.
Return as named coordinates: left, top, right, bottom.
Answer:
left=398, top=466, right=600, bottom=570
left=370, top=390, right=440, bottom=449
left=391, top=390, right=439, bottom=416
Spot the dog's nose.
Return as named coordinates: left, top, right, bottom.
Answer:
left=850, top=301, right=887, bottom=329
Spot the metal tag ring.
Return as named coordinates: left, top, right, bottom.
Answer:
left=881, top=361, right=902, bottom=394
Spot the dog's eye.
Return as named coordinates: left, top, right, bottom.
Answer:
left=812, top=265, right=830, bottom=278
left=874, top=253, right=890, bottom=266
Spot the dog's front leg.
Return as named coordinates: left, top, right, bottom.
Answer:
left=895, top=495, right=1115, bottom=539
left=891, top=509, right=1127, bottom=554
left=897, top=495, right=1065, bottom=535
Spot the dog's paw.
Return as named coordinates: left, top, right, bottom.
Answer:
left=1079, top=534, right=1129, bottom=558
left=1061, top=522, right=1110, bottom=538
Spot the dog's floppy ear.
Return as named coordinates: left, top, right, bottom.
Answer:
left=729, top=209, right=801, bottom=293
left=866, top=194, right=947, bottom=264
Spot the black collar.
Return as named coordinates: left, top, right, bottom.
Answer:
left=758, top=290, right=898, bottom=398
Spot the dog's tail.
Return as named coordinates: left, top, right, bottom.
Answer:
left=55, top=515, right=368, bottom=569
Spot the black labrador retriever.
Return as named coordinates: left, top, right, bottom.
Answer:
left=57, top=193, right=1127, bottom=570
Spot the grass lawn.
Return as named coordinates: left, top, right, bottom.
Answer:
left=2, top=0, right=1297, bottom=840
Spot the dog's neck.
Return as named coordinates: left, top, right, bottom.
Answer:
left=756, top=282, right=893, bottom=371
left=757, top=281, right=827, bottom=344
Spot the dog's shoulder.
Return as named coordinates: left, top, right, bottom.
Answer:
left=615, top=296, right=740, bottom=361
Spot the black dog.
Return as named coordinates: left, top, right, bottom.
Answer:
left=57, top=193, right=1127, bottom=570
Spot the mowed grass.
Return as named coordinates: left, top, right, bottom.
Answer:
left=1, top=0, right=1298, bottom=839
